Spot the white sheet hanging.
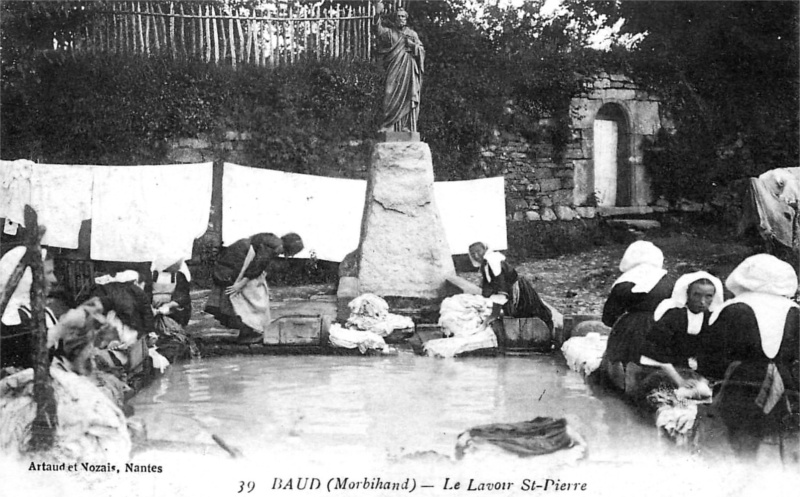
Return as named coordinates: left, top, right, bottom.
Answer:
left=30, top=163, right=94, bottom=249
left=222, top=163, right=367, bottom=262
left=90, top=163, right=213, bottom=263
left=0, top=159, right=33, bottom=226
left=222, top=163, right=507, bottom=261
left=433, top=176, right=507, bottom=254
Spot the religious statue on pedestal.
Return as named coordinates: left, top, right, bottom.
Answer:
left=372, top=0, right=425, bottom=133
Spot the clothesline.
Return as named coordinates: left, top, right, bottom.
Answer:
left=0, top=160, right=507, bottom=263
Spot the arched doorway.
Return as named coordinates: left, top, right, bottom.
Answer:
left=592, top=104, right=631, bottom=207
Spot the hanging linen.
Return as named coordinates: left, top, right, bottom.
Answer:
left=90, top=163, right=213, bottom=263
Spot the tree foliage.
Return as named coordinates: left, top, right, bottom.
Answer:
left=4, top=0, right=795, bottom=200
left=569, top=0, right=800, bottom=200
left=2, top=0, right=619, bottom=179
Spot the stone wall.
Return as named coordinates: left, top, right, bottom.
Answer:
left=570, top=74, right=662, bottom=208
left=478, top=74, right=662, bottom=223
left=167, top=132, right=371, bottom=180
left=479, top=133, right=594, bottom=223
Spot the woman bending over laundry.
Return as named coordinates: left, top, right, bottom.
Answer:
left=205, top=232, right=304, bottom=344
left=697, top=254, right=799, bottom=458
left=468, top=242, right=553, bottom=332
left=639, top=271, right=724, bottom=388
left=151, top=260, right=192, bottom=327
left=600, top=241, right=675, bottom=392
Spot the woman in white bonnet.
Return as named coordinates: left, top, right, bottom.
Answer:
left=697, top=253, right=799, bottom=457
left=601, top=240, right=676, bottom=391
left=468, top=241, right=553, bottom=331
left=639, top=271, right=724, bottom=385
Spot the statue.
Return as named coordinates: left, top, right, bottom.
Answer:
left=373, top=1, right=425, bottom=133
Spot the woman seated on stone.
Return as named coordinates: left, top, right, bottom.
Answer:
left=0, top=247, right=58, bottom=375
left=151, top=259, right=192, bottom=327
left=205, top=232, right=304, bottom=344
left=468, top=241, right=553, bottom=332
left=697, top=254, right=799, bottom=458
left=639, top=271, right=724, bottom=388
left=600, top=240, right=675, bottom=392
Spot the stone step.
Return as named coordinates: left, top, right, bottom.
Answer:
left=597, top=206, right=666, bottom=217
left=605, top=218, right=662, bottom=231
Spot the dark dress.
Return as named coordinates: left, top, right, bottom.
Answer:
left=204, top=234, right=281, bottom=329
left=0, top=306, right=57, bottom=370
left=152, top=270, right=191, bottom=327
left=480, top=259, right=553, bottom=331
left=641, top=308, right=711, bottom=369
left=602, top=274, right=675, bottom=365
left=697, top=303, right=799, bottom=450
left=89, top=281, right=155, bottom=338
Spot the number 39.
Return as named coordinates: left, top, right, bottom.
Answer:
left=238, top=481, right=255, bottom=493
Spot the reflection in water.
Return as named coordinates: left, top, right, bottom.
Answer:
left=131, top=352, right=669, bottom=464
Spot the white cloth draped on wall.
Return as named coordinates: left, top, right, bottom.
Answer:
left=90, top=163, right=213, bottom=263
left=222, top=163, right=507, bottom=261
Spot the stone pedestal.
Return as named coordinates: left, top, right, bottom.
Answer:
left=355, top=141, right=455, bottom=299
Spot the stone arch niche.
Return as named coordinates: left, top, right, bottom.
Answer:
left=570, top=74, right=661, bottom=211
left=593, top=103, right=631, bottom=206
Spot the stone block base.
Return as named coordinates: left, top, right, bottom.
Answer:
left=377, top=131, right=420, bottom=142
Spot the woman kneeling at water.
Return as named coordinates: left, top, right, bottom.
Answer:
left=697, top=254, right=799, bottom=458
left=601, top=241, right=675, bottom=392
left=638, top=271, right=724, bottom=389
left=468, top=242, right=553, bottom=332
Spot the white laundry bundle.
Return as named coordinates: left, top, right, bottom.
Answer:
left=348, top=293, right=389, bottom=319
left=345, top=293, right=415, bottom=337
left=0, top=367, right=131, bottom=462
left=148, top=347, right=171, bottom=373
left=424, top=328, right=497, bottom=359
left=654, top=403, right=698, bottom=442
left=328, top=323, right=390, bottom=354
left=437, top=294, right=492, bottom=338
left=560, top=333, right=608, bottom=377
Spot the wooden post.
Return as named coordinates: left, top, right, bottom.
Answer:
left=194, top=3, right=201, bottom=59
left=355, top=4, right=360, bottom=60
left=148, top=2, right=158, bottom=54
left=204, top=4, right=211, bottom=62
left=288, top=2, right=294, bottom=64
left=228, top=15, right=236, bottom=68
left=315, top=5, right=321, bottom=61
left=236, top=13, right=245, bottom=66
left=159, top=3, right=168, bottom=54
left=244, top=14, right=252, bottom=64
left=212, top=5, right=220, bottom=64
left=121, top=3, right=128, bottom=54
left=267, top=16, right=273, bottom=67
left=367, top=0, right=372, bottom=61
left=179, top=3, right=186, bottom=58
left=220, top=8, right=229, bottom=62
left=108, top=2, right=114, bottom=54
left=23, top=206, right=57, bottom=452
left=169, top=2, right=176, bottom=59
left=135, top=2, right=143, bottom=54
left=333, top=4, right=339, bottom=59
